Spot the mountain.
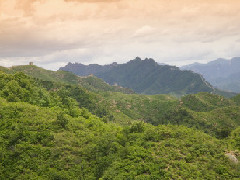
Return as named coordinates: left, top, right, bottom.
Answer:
left=181, top=57, right=240, bottom=93
left=1, top=65, right=239, bottom=138
left=60, top=61, right=119, bottom=76
left=0, top=70, right=239, bottom=179
left=0, top=65, right=134, bottom=94
left=0, top=67, right=240, bottom=177
left=60, top=57, right=215, bottom=96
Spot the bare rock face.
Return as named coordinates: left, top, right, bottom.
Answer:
left=225, top=152, right=239, bottom=164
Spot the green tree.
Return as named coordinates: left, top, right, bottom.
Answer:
left=56, top=113, right=69, bottom=129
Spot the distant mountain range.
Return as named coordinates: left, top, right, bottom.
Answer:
left=60, top=57, right=217, bottom=96
left=181, top=57, right=240, bottom=93
left=60, top=61, right=119, bottom=76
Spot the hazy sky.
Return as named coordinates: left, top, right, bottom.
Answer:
left=1, top=0, right=240, bottom=70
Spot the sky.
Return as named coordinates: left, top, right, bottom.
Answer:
left=1, top=0, right=240, bottom=70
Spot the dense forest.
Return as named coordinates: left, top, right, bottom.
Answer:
left=0, top=67, right=239, bottom=179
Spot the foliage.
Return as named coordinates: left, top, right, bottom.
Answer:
left=0, top=71, right=55, bottom=107
left=232, top=94, right=240, bottom=105
left=181, top=92, right=235, bottom=112
left=163, top=93, right=240, bottom=138
left=0, top=70, right=239, bottom=179
left=0, top=71, right=113, bottom=120
left=1, top=65, right=133, bottom=94
left=1, top=70, right=239, bottom=139
left=0, top=100, right=239, bottom=179
left=229, top=127, right=240, bottom=151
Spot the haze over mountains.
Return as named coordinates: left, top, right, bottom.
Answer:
left=60, top=57, right=216, bottom=96
left=181, top=57, right=240, bottom=93
left=1, top=0, right=240, bottom=178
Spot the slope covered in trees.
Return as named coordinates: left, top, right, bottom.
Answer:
left=0, top=69, right=239, bottom=138
left=0, top=69, right=239, bottom=179
left=0, top=65, right=133, bottom=94
left=0, top=98, right=239, bottom=179
left=100, top=92, right=240, bottom=138
left=60, top=57, right=217, bottom=96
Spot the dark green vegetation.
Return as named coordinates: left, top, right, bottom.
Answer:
left=59, top=61, right=118, bottom=76
left=61, top=57, right=216, bottom=96
left=0, top=68, right=239, bottom=179
left=98, top=92, right=240, bottom=139
left=0, top=66, right=239, bottom=138
left=181, top=57, right=240, bottom=93
left=0, top=65, right=133, bottom=94
left=1, top=100, right=239, bottom=179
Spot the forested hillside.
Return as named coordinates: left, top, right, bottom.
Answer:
left=1, top=99, right=239, bottom=179
left=0, top=65, right=133, bottom=94
left=60, top=57, right=217, bottom=96
left=2, top=0, right=240, bottom=179
left=0, top=67, right=239, bottom=137
left=0, top=69, right=239, bottom=179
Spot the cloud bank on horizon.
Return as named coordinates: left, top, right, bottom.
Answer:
left=0, top=0, right=240, bottom=70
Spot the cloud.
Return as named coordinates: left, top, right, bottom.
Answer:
left=133, top=25, right=155, bottom=37
left=14, top=0, right=43, bottom=16
left=1, top=0, right=240, bottom=69
left=64, top=0, right=120, bottom=2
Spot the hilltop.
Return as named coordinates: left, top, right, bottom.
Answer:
left=0, top=65, right=134, bottom=94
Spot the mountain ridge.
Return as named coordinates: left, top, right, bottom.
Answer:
left=60, top=57, right=216, bottom=96
left=181, top=57, right=240, bottom=92
left=0, top=65, right=134, bottom=94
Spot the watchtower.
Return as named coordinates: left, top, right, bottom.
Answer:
left=29, top=62, right=33, bottom=65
